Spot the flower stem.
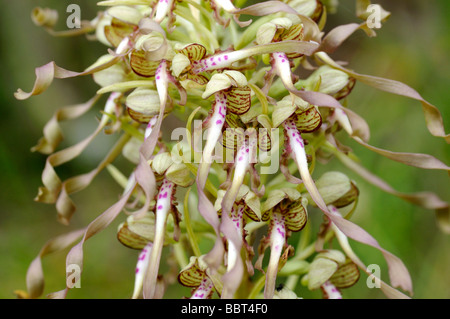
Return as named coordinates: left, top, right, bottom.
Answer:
left=183, top=187, right=201, bottom=257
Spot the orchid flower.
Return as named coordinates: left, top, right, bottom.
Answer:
left=196, top=70, right=251, bottom=189
left=255, top=17, right=306, bottom=97
left=178, top=256, right=222, bottom=299
left=302, top=249, right=360, bottom=299
left=132, top=242, right=153, bottom=299
left=258, top=189, right=308, bottom=299
left=214, top=185, right=261, bottom=298
left=144, top=178, right=177, bottom=298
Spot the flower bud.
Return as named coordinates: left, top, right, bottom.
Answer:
left=304, top=171, right=359, bottom=208
left=106, top=5, right=143, bottom=25
left=171, top=53, right=191, bottom=77
left=165, top=162, right=194, bottom=187
left=278, top=259, right=310, bottom=276
left=316, top=249, right=346, bottom=265
left=214, top=184, right=261, bottom=221
left=202, top=74, right=232, bottom=99
left=151, top=152, right=174, bottom=176
left=256, top=22, right=277, bottom=45
left=256, top=18, right=294, bottom=45
left=178, top=255, right=210, bottom=287
left=31, top=7, right=58, bottom=28
left=90, top=55, right=128, bottom=88
left=95, top=14, right=113, bottom=47
left=304, top=249, right=345, bottom=290
left=305, top=65, right=351, bottom=95
left=202, top=71, right=248, bottom=99
left=122, top=136, right=143, bottom=164
left=329, top=259, right=360, bottom=288
left=126, top=87, right=161, bottom=122
left=261, top=188, right=301, bottom=214
left=288, top=0, right=324, bottom=21
left=117, top=213, right=175, bottom=250
left=272, top=97, right=302, bottom=128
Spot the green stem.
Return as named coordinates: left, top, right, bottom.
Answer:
left=174, top=242, right=189, bottom=269
left=183, top=187, right=202, bottom=257
left=247, top=275, right=266, bottom=299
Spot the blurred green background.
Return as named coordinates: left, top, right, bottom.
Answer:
left=0, top=0, right=448, bottom=299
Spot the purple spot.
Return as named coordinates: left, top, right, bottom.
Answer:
left=162, top=192, right=168, bottom=198
left=139, top=254, right=146, bottom=261
left=210, top=57, right=214, bottom=61
left=216, top=120, right=222, bottom=124
left=157, top=205, right=163, bottom=210
left=281, top=59, right=286, bottom=63
left=224, top=55, right=228, bottom=60
left=156, top=76, right=160, bottom=80
left=218, top=57, right=222, bottom=61
left=135, top=268, right=139, bottom=274
left=212, top=62, right=216, bottom=66
left=238, top=156, right=243, bottom=161
left=246, top=148, right=249, bottom=153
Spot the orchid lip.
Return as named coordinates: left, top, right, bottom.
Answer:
left=321, top=281, right=343, bottom=299
left=264, top=212, right=286, bottom=299
left=191, top=277, right=214, bottom=299
left=197, top=92, right=227, bottom=190
left=132, top=242, right=152, bottom=299
left=143, top=179, right=175, bottom=299
left=154, top=0, right=173, bottom=24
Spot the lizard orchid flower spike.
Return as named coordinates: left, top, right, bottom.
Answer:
left=258, top=189, right=308, bottom=299
left=16, top=0, right=450, bottom=300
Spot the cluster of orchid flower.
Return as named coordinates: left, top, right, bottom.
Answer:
left=17, top=0, right=449, bottom=300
